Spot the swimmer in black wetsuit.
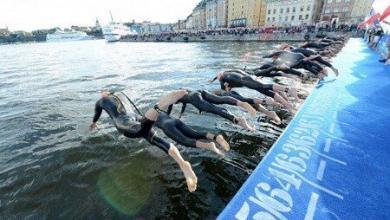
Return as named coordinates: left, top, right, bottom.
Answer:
left=90, top=90, right=229, bottom=192
left=250, top=63, right=307, bottom=79
left=263, top=51, right=328, bottom=79
left=210, top=70, right=299, bottom=113
left=277, top=43, right=339, bottom=76
left=166, top=89, right=256, bottom=131
left=212, top=89, right=282, bottom=124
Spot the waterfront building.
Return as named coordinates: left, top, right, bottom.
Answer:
left=192, top=1, right=207, bottom=30
left=248, top=0, right=267, bottom=27
left=141, top=22, right=173, bottom=34
left=216, top=0, right=228, bottom=28
left=206, top=0, right=218, bottom=29
left=265, top=0, right=324, bottom=26
left=320, top=0, right=368, bottom=25
left=351, top=0, right=373, bottom=23
left=186, top=15, right=194, bottom=30
left=227, top=0, right=267, bottom=28
left=228, top=0, right=250, bottom=27
left=0, top=26, right=10, bottom=36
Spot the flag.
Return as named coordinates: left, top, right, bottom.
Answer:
left=380, top=5, right=390, bottom=21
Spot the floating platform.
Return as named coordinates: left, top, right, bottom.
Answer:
left=218, top=38, right=390, bottom=220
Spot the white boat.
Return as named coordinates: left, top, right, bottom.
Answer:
left=102, top=11, right=137, bottom=42
left=46, top=30, right=91, bottom=42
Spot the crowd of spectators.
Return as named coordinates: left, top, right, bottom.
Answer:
left=124, top=24, right=361, bottom=42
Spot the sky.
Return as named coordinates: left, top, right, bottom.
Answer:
left=0, top=0, right=200, bottom=31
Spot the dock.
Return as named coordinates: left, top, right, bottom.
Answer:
left=218, top=38, right=390, bottom=220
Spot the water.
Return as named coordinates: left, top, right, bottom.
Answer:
left=0, top=40, right=307, bottom=219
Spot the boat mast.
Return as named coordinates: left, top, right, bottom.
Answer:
left=109, top=10, right=114, bottom=23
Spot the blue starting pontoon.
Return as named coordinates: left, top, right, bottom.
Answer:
left=218, top=38, right=390, bottom=220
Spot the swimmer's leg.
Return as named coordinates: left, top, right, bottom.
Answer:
left=145, top=90, right=188, bottom=121
left=143, top=130, right=197, bottom=192
left=201, top=90, right=256, bottom=117
left=176, top=119, right=230, bottom=151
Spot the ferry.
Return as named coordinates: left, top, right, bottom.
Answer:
left=102, top=12, right=137, bottom=42
left=46, top=30, right=91, bottom=42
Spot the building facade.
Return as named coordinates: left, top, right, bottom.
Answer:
left=216, top=0, right=228, bottom=28
left=265, top=0, right=324, bottom=26
left=320, top=0, right=356, bottom=25
left=228, top=0, right=250, bottom=27
left=206, top=0, right=218, bottom=29
left=350, top=0, right=373, bottom=23
left=248, top=0, right=267, bottom=27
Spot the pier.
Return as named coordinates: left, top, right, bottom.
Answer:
left=218, top=38, right=390, bottom=220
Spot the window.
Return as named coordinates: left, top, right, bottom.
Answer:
left=300, top=7, right=304, bottom=12
left=280, top=8, right=284, bottom=13
left=272, top=17, right=275, bottom=22
left=291, top=15, right=295, bottom=21
left=292, top=7, right=296, bottom=12
left=273, top=9, right=276, bottom=14
left=307, top=6, right=310, bottom=11
left=268, top=9, right=271, bottom=14
left=285, top=16, right=288, bottom=21
left=267, top=17, right=270, bottom=21
left=286, top=8, right=290, bottom=13
left=305, top=14, right=309, bottom=19
left=299, top=15, right=303, bottom=20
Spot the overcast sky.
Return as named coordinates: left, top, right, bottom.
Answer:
left=0, top=0, right=200, bottom=31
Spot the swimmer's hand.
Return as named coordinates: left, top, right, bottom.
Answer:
left=89, top=123, right=98, bottom=131
left=277, top=64, right=288, bottom=70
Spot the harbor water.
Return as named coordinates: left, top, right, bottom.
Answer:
left=0, top=40, right=308, bottom=219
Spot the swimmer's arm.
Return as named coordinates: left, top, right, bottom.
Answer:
left=166, top=105, right=173, bottom=116
left=179, top=103, right=187, bottom=118
left=90, top=101, right=102, bottom=131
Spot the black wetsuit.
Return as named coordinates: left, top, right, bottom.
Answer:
left=220, top=71, right=275, bottom=97
left=155, top=109, right=209, bottom=148
left=216, top=90, right=260, bottom=106
left=264, top=51, right=324, bottom=75
left=93, top=95, right=171, bottom=153
left=290, top=47, right=333, bottom=68
left=254, top=63, right=303, bottom=77
left=167, top=90, right=238, bottom=123
left=301, top=42, right=330, bottom=50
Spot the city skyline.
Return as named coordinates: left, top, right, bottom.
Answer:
left=0, top=0, right=200, bottom=31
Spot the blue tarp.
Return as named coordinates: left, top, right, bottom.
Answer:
left=218, top=38, right=390, bottom=220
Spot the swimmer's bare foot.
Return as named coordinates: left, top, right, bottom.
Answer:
left=216, top=135, right=230, bottom=151
left=181, top=161, right=198, bottom=192
left=196, top=141, right=223, bottom=156
left=265, top=97, right=282, bottom=107
left=301, top=72, right=309, bottom=80
left=332, top=67, right=339, bottom=76
left=237, top=101, right=256, bottom=117
left=236, top=117, right=255, bottom=131
left=287, top=88, right=299, bottom=100
left=265, top=111, right=281, bottom=125
left=157, top=90, right=188, bottom=110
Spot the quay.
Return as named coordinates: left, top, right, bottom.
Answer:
left=218, top=38, right=390, bottom=220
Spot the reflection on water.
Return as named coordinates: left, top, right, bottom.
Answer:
left=0, top=40, right=308, bottom=219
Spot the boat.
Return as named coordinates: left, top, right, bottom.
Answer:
left=102, top=11, right=137, bottom=42
left=46, top=30, right=91, bottom=42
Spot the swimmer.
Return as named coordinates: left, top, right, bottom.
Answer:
left=278, top=44, right=339, bottom=76
left=90, top=90, right=229, bottom=192
left=167, top=89, right=256, bottom=131
left=210, top=70, right=298, bottom=113
left=213, top=89, right=282, bottom=124
left=264, top=51, right=328, bottom=79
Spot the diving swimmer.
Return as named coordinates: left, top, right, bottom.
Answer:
left=90, top=90, right=229, bottom=192
left=166, top=89, right=256, bottom=131
left=210, top=70, right=299, bottom=113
